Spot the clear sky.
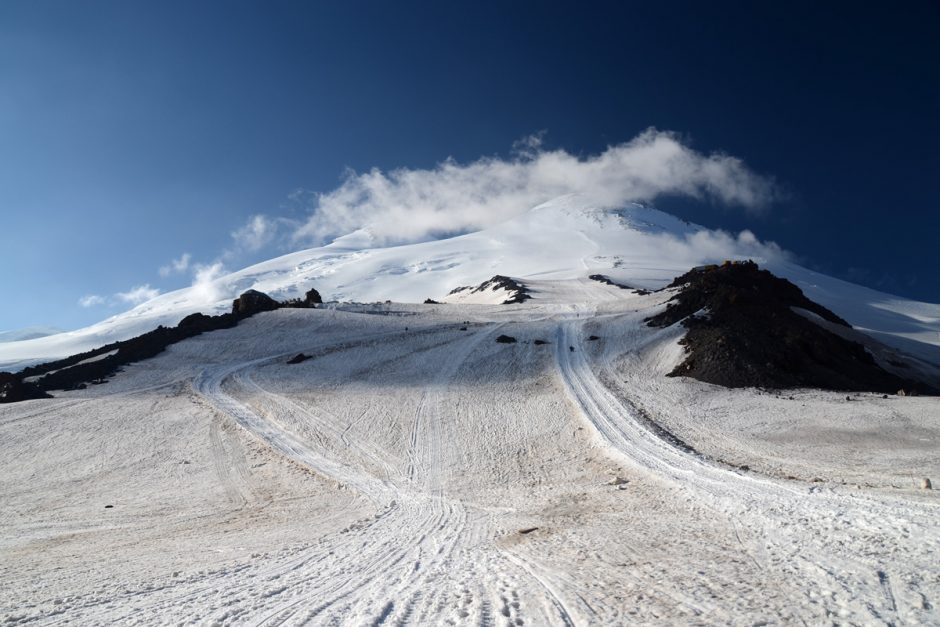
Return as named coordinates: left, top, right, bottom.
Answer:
left=1, top=1, right=938, bottom=331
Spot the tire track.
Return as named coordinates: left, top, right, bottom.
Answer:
left=208, top=415, right=253, bottom=508
left=555, top=318, right=940, bottom=625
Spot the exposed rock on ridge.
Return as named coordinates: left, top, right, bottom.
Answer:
left=646, top=261, right=932, bottom=393
left=446, top=275, right=531, bottom=304
left=1, top=288, right=321, bottom=402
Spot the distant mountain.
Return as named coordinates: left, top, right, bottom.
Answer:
left=1, top=194, right=938, bottom=370
left=0, top=326, right=63, bottom=344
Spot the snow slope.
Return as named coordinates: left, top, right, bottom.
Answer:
left=3, top=297, right=939, bottom=624
left=2, top=194, right=939, bottom=369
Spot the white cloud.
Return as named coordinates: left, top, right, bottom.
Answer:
left=159, top=252, right=191, bottom=277
left=231, top=215, right=277, bottom=252
left=294, top=128, right=777, bottom=246
left=78, top=294, right=106, bottom=308
left=650, top=228, right=788, bottom=267
left=189, top=262, right=227, bottom=305
left=115, top=284, right=161, bottom=305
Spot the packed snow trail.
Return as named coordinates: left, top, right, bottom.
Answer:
left=190, top=325, right=580, bottom=625
left=556, top=319, right=940, bottom=625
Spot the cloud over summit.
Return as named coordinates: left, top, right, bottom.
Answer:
left=294, top=129, right=777, bottom=246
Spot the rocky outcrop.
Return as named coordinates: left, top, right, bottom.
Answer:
left=5, top=288, right=328, bottom=402
left=304, top=288, right=322, bottom=306
left=588, top=274, right=650, bottom=295
left=0, top=372, right=51, bottom=403
left=447, top=275, right=531, bottom=304
left=232, top=289, right=279, bottom=316
left=647, top=260, right=931, bottom=393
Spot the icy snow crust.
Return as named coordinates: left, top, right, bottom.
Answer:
left=2, top=293, right=939, bottom=624
left=3, top=194, right=938, bottom=370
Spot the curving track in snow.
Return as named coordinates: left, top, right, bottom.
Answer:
left=188, top=326, right=579, bottom=626
left=556, top=319, right=940, bottom=625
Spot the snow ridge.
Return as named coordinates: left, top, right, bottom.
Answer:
left=1, top=194, right=938, bottom=369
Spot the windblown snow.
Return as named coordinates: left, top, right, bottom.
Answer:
left=2, top=195, right=939, bottom=625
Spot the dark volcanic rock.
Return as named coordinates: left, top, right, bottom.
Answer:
left=232, top=289, right=279, bottom=316
left=7, top=285, right=328, bottom=402
left=177, top=312, right=220, bottom=332
left=589, top=274, right=651, bottom=295
left=496, top=334, right=517, bottom=344
left=304, top=288, right=323, bottom=306
left=448, top=275, right=531, bottom=304
left=17, top=313, right=242, bottom=396
left=424, top=298, right=441, bottom=304
left=647, top=260, right=925, bottom=393
left=279, top=287, right=323, bottom=309
left=287, top=353, right=311, bottom=364
left=0, top=372, right=51, bottom=403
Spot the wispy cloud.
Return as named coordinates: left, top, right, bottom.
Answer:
left=158, top=252, right=191, bottom=277
left=115, top=284, right=161, bottom=305
left=78, top=294, right=106, bottom=308
left=189, top=262, right=227, bottom=305
left=294, top=128, right=778, bottom=246
left=650, top=228, right=788, bottom=267
left=231, top=215, right=278, bottom=252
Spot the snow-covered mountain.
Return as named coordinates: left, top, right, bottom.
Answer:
left=0, top=326, right=62, bottom=344
left=4, top=195, right=940, bottom=625
left=2, top=194, right=939, bottom=370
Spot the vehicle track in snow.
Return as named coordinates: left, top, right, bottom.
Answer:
left=556, top=319, right=940, bottom=624
left=186, top=324, right=579, bottom=626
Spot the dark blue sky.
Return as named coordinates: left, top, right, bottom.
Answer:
left=1, top=1, right=938, bottom=330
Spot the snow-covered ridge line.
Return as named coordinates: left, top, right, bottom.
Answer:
left=2, top=194, right=939, bottom=369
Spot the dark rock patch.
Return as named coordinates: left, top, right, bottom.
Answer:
left=279, top=288, right=323, bottom=309
left=533, top=339, right=549, bottom=345
left=232, top=289, right=279, bottom=316
left=518, top=527, right=539, bottom=535
left=589, top=274, right=650, bottom=295
left=5, top=288, right=324, bottom=401
left=17, top=316, right=236, bottom=394
left=448, top=275, right=531, bottom=304
left=424, top=298, right=441, bottom=304
left=287, top=353, right=311, bottom=365
left=587, top=335, right=600, bottom=341
left=646, top=260, right=930, bottom=393
left=0, top=372, right=51, bottom=403
left=496, top=334, right=517, bottom=344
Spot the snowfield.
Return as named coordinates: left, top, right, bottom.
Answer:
left=2, top=282, right=940, bottom=625
left=2, top=197, right=940, bottom=624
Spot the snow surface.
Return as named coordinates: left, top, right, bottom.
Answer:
left=2, top=195, right=940, bottom=624
left=3, top=194, right=938, bottom=370
left=2, top=290, right=939, bottom=625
